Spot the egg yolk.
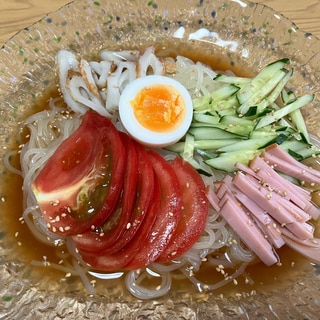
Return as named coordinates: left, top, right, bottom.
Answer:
left=131, top=84, right=186, bottom=133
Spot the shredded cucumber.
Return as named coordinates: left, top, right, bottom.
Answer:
left=168, top=58, right=319, bottom=174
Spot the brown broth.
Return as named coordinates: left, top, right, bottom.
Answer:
left=1, top=46, right=318, bottom=299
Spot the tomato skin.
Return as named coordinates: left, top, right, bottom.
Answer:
left=80, top=174, right=161, bottom=271
left=157, top=157, right=209, bottom=262
left=72, top=132, right=138, bottom=251
left=95, top=141, right=156, bottom=255
left=32, top=111, right=126, bottom=236
left=124, top=151, right=182, bottom=270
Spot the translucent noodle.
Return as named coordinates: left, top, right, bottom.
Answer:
left=6, top=48, right=259, bottom=300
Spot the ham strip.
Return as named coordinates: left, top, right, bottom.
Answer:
left=236, top=157, right=319, bottom=220
left=233, top=172, right=313, bottom=240
left=281, top=228, right=320, bottom=264
left=265, top=144, right=320, bottom=179
left=262, top=144, right=320, bottom=183
left=213, top=182, right=278, bottom=266
left=207, top=144, right=320, bottom=267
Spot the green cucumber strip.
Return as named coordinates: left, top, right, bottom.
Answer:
left=194, top=139, right=241, bottom=150
left=205, top=150, right=261, bottom=172
left=193, top=84, right=239, bottom=112
left=279, top=140, right=320, bottom=160
left=195, top=149, right=217, bottom=159
left=281, top=89, right=296, bottom=104
left=215, top=107, right=238, bottom=117
left=165, top=142, right=185, bottom=153
left=166, top=139, right=243, bottom=153
left=254, top=93, right=314, bottom=130
left=236, top=58, right=289, bottom=106
left=237, top=68, right=287, bottom=115
left=249, top=130, right=279, bottom=139
left=217, top=124, right=252, bottom=136
left=190, top=122, right=252, bottom=137
left=182, top=133, right=195, bottom=161
left=219, top=115, right=254, bottom=127
left=212, top=95, right=239, bottom=112
left=188, top=126, right=245, bottom=140
left=254, top=68, right=294, bottom=114
left=289, top=147, right=320, bottom=160
left=193, top=112, right=220, bottom=125
left=289, top=108, right=310, bottom=143
left=214, top=73, right=251, bottom=85
left=216, top=137, right=279, bottom=153
left=179, top=134, right=213, bottom=176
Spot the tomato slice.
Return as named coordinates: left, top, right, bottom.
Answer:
left=32, top=111, right=126, bottom=236
left=80, top=175, right=161, bottom=271
left=94, top=141, right=156, bottom=255
left=124, top=151, right=182, bottom=270
left=72, top=132, right=138, bottom=251
left=156, top=157, right=209, bottom=262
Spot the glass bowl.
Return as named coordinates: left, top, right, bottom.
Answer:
left=0, top=0, right=320, bottom=318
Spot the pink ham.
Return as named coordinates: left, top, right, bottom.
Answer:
left=262, top=144, right=320, bottom=183
left=233, top=172, right=314, bottom=240
left=214, top=182, right=279, bottom=266
left=207, top=144, right=320, bottom=267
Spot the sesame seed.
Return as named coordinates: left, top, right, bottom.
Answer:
left=49, top=199, right=60, bottom=206
left=52, top=226, right=57, bottom=232
left=126, top=223, right=131, bottom=229
left=168, top=212, right=174, bottom=217
left=64, top=226, right=71, bottom=231
left=59, top=226, right=64, bottom=233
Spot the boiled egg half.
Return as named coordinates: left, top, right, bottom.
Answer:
left=119, top=75, right=193, bottom=148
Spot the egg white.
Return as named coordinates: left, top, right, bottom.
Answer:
left=119, top=75, right=193, bottom=148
